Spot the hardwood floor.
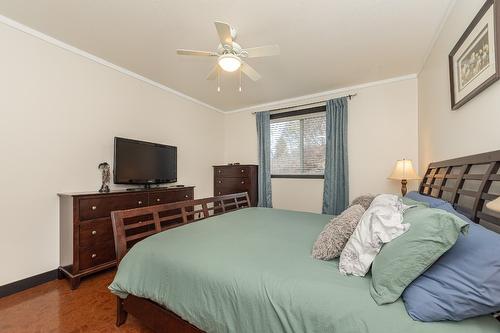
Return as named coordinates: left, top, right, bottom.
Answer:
left=0, top=270, right=151, bottom=332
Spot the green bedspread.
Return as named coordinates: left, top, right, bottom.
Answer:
left=109, top=207, right=499, bottom=333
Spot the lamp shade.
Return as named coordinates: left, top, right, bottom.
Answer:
left=388, top=159, right=419, bottom=180
left=486, top=197, right=500, bottom=213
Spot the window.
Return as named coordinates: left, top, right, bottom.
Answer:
left=270, top=107, right=326, bottom=178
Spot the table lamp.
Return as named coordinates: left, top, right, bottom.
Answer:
left=388, top=159, right=419, bottom=196
left=486, top=197, right=500, bottom=215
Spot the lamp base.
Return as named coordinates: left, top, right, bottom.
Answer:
left=401, top=179, right=408, bottom=196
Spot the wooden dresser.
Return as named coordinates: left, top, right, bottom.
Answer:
left=213, top=165, right=258, bottom=207
left=58, top=186, right=194, bottom=289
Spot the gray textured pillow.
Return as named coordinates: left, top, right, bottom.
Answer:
left=312, top=204, right=365, bottom=260
left=350, top=194, right=376, bottom=210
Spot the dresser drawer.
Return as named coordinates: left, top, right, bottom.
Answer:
left=79, top=194, right=148, bottom=221
left=172, top=189, right=193, bottom=202
left=214, top=166, right=251, bottom=178
left=215, top=177, right=250, bottom=189
left=149, top=189, right=193, bottom=205
left=79, top=240, right=116, bottom=271
left=79, top=219, right=114, bottom=248
left=214, top=187, right=244, bottom=196
left=149, top=191, right=171, bottom=205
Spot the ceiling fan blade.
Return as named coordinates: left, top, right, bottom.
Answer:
left=241, top=63, right=261, bottom=81
left=176, top=49, right=217, bottom=57
left=206, top=65, right=219, bottom=80
left=244, top=45, right=280, bottom=58
left=214, top=21, right=233, bottom=46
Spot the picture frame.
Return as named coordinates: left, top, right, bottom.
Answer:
left=449, top=0, right=500, bottom=110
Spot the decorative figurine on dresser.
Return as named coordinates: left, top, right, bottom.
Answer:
left=213, top=164, right=258, bottom=206
left=58, top=186, right=194, bottom=289
left=98, top=162, right=111, bottom=193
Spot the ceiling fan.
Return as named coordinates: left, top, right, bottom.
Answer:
left=176, top=21, right=280, bottom=92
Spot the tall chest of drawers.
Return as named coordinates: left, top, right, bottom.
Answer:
left=213, top=165, right=258, bottom=207
left=58, top=186, right=194, bottom=289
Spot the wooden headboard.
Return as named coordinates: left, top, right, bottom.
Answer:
left=419, top=150, right=500, bottom=232
left=111, top=192, right=251, bottom=264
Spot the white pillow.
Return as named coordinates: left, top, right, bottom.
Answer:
left=339, top=194, right=411, bottom=276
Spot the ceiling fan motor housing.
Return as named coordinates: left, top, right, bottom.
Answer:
left=217, top=41, right=243, bottom=56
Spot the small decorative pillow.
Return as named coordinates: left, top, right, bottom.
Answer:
left=339, top=194, right=410, bottom=276
left=349, top=194, right=376, bottom=210
left=370, top=207, right=469, bottom=305
left=312, top=205, right=365, bottom=260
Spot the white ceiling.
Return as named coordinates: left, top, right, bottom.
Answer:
left=0, top=0, right=454, bottom=111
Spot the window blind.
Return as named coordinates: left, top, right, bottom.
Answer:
left=270, top=112, right=326, bottom=176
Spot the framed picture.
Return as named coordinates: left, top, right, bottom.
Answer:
left=449, top=0, right=500, bottom=110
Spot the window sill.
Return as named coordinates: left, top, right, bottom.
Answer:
left=271, top=174, right=324, bottom=179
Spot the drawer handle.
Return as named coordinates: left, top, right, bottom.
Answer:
left=138, top=200, right=142, bottom=205
left=241, top=169, right=245, bottom=173
left=156, top=198, right=161, bottom=202
left=185, top=195, right=189, bottom=198
left=218, top=180, right=222, bottom=184
left=241, top=181, right=245, bottom=184
left=218, top=170, right=222, bottom=174
left=218, top=192, right=222, bottom=195
left=91, top=230, right=97, bottom=235
left=91, top=206, right=97, bottom=211
left=91, top=253, right=97, bottom=259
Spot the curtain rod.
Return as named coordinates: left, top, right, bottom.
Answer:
left=251, top=93, right=357, bottom=115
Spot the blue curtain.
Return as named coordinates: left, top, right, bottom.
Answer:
left=256, top=111, right=272, bottom=207
left=322, top=97, right=349, bottom=215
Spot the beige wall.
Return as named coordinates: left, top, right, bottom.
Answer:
left=418, top=0, right=500, bottom=171
left=1, top=18, right=420, bottom=286
left=3, top=0, right=496, bottom=290
left=224, top=78, right=419, bottom=213
left=0, top=23, right=224, bottom=286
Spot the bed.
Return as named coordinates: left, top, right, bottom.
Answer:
left=109, top=150, right=500, bottom=333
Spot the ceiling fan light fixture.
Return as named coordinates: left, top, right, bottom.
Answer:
left=218, top=54, right=241, bottom=72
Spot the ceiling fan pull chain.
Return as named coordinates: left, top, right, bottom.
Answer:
left=239, top=68, right=242, bottom=92
left=217, top=68, right=221, bottom=92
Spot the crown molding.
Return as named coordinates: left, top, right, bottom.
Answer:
left=226, top=73, right=418, bottom=114
left=1, top=14, right=420, bottom=116
left=0, top=14, right=224, bottom=114
left=418, top=0, right=456, bottom=74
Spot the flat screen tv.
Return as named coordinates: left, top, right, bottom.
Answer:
left=114, top=137, right=177, bottom=187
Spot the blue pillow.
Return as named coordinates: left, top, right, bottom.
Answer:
left=403, top=217, right=500, bottom=321
left=404, top=191, right=447, bottom=208
left=435, top=202, right=471, bottom=222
